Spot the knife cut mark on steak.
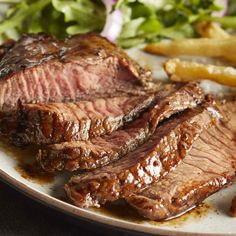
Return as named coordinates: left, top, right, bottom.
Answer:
left=12, top=95, right=156, bottom=145
left=0, top=33, right=155, bottom=111
left=126, top=101, right=236, bottom=221
left=65, top=102, right=217, bottom=208
left=37, top=82, right=204, bottom=172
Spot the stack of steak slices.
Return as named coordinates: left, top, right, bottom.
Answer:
left=2, top=32, right=234, bottom=221
left=65, top=99, right=236, bottom=220
left=65, top=101, right=217, bottom=207
left=37, top=82, right=204, bottom=171
left=126, top=101, right=236, bottom=220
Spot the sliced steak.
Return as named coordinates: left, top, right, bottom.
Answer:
left=37, top=82, right=204, bottom=172
left=126, top=101, right=236, bottom=221
left=0, top=33, right=154, bottom=111
left=12, top=95, right=156, bottom=145
left=65, top=102, right=217, bottom=208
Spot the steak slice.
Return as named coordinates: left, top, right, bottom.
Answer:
left=126, top=101, right=236, bottom=221
left=37, top=82, right=204, bottom=172
left=12, top=95, right=155, bottom=146
left=65, top=102, right=218, bottom=208
left=0, top=33, right=154, bottom=112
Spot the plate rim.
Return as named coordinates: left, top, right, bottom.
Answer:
left=0, top=169, right=233, bottom=236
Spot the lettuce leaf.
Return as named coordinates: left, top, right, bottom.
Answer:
left=115, top=0, right=224, bottom=47
left=0, top=0, right=235, bottom=48
left=0, top=0, right=105, bottom=42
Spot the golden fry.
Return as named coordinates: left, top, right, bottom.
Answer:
left=195, top=23, right=236, bottom=65
left=164, top=58, right=236, bottom=87
left=196, top=22, right=230, bottom=39
left=223, top=55, right=236, bottom=67
left=144, top=38, right=236, bottom=58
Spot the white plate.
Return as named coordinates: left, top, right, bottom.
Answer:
left=1, top=49, right=236, bottom=236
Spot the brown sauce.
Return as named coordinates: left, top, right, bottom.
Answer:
left=0, top=139, right=54, bottom=184
left=231, top=196, right=236, bottom=217
left=0, top=139, right=211, bottom=224
left=95, top=201, right=211, bottom=226
left=93, top=202, right=143, bottom=222
left=15, top=162, right=54, bottom=185
left=153, top=203, right=211, bottom=227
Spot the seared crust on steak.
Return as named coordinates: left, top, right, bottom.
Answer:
left=0, top=39, right=15, bottom=60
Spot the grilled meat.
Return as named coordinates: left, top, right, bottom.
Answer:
left=12, top=95, right=155, bottom=145
left=65, top=102, right=216, bottom=208
left=127, top=101, right=236, bottom=221
left=37, top=82, right=203, bottom=172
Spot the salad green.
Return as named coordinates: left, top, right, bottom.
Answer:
left=0, top=0, right=235, bottom=48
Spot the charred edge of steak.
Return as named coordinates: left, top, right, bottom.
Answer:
left=64, top=102, right=218, bottom=208
left=36, top=82, right=204, bottom=172
left=11, top=95, right=157, bottom=146
left=0, top=39, right=15, bottom=61
left=0, top=33, right=55, bottom=79
left=149, top=80, right=204, bottom=132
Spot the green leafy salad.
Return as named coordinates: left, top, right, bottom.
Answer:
left=0, top=0, right=235, bottom=48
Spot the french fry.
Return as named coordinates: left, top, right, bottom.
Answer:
left=224, top=55, right=236, bottom=66
left=195, top=22, right=236, bottom=66
left=196, top=22, right=230, bottom=39
left=144, top=38, right=236, bottom=58
left=196, top=22, right=236, bottom=65
left=164, top=58, right=236, bottom=87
